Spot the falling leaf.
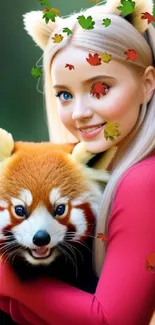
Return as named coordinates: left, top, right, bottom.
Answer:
left=43, top=7, right=60, bottom=16
left=52, top=34, right=64, bottom=43
left=104, top=121, right=120, bottom=142
left=86, top=53, right=102, bottom=66
left=117, top=0, right=136, bottom=16
left=146, top=252, right=155, bottom=273
left=91, top=82, right=108, bottom=99
left=43, top=11, right=57, bottom=23
left=100, top=52, right=112, bottom=63
left=102, top=18, right=111, bottom=27
left=97, top=233, right=107, bottom=242
left=65, top=64, right=75, bottom=70
left=124, top=49, right=138, bottom=61
left=77, top=15, right=95, bottom=30
left=31, top=66, right=43, bottom=79
left=141, top=12, right=155, bottom=24
left=39, top=0, right=50, bottom=6
left=63, top=27, right=72, bottom=36
left=88, top=0, right=100, bottom=2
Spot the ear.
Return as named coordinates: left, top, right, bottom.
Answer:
left=23, top=10, right=64, bottom=50
left=142, top=66, right=155, bottom=103
left=0, top=129, right=14, bottom=161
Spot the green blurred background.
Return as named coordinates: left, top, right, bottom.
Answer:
left=0, top=0, right=93, bottom=142
left=1, top=0, right=155, bottom=141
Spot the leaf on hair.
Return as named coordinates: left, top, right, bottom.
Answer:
left=63, top=27, right=73, bottom=36
left=77, top=15, right=95, bottom=30
left=52, top=34, right=64, bottom=43
left=124, top=49, right=138, bottom=61
left=102, top=18, right=111, bottom=27
left=117, top=0, right=136, bottom=16
left=141, top=12, right=155, bottom=25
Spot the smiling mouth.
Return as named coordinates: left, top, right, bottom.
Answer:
left=28, top=246, right=55, bottom=259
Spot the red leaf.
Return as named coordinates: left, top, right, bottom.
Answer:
left=146, top=252, right=155, bottom=272
left=97, top=233, right=107, bottom=241
left=65, top=64, right=75, bottom=70
left=86, top=53, right=102, bottom=66
left=91, top=82, right=108, bottom=99
left=124, top=49, right=138, bottom=62
left=141, top=12, right=155, bottom=24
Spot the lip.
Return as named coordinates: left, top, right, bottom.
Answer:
left=79, top=123, right=106, bottom=140
left=78, top=123, right=105, bottom=130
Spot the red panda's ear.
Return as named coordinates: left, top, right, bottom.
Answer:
left=0, top=128, right=14, bottom=161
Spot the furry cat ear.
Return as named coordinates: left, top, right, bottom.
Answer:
left=87, top=0, right=154, bottom=33
left=23, top=10, right=63, bottom=50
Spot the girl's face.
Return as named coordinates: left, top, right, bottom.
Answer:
left=51, top=45, right=144, bottom=153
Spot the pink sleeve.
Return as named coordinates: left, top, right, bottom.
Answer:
left=0, top=161, right=155, bottom=325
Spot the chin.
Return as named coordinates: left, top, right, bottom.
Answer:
left=83, top=138, right=115, bottom=154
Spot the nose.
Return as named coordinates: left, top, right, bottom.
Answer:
left=33, top=230, right=51, bottom=247
left=72, top=98, right=93, bottom=121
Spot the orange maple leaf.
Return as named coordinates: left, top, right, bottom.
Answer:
left=141, top=12, right=155, bottom=24
left=65, top=64, right=75, bottom=70
left=86, top=53, right=102, bottom=66
left=146, top=252, right=155, bottom=272
left=91, top=82, right=108, bottom=99
left=97, top=233, right=107, bottom=242
left=124, top=49, right=138, bottom=62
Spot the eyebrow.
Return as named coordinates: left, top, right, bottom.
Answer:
left=53, top=75, right=116, bottom=89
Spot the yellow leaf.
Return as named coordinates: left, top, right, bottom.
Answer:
left=104, top=121, right=120, bottom=142
left=100, top=52, right=112, bottom=63
left=43, top=7, right=60, bottom=16
left=52, top=34, right=64, bottom=43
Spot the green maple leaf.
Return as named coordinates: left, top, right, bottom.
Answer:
left=63, top=27, right=72, bottom=36
left=102, top=18, right=111, bottom=27
left=117, top=0, right=136, bottom=16
left=77, top=15, right=95, bottom=30
left=43, top=11, right=57, bottom=23
left=31, top=66, right=43, bottom=79
left=39, top=0, right=50, bottom=6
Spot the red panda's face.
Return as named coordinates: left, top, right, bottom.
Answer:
left=0, top=142, right=102, bottom=266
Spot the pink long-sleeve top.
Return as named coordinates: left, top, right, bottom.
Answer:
left=0, top=153, right=155, bottom=325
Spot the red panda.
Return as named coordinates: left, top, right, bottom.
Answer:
left=0, top=130, right=116, bottom=291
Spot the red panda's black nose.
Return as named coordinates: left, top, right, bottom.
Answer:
left=33, top=230, right=51, bottom=247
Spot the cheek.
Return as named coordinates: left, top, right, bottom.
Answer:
left=58, top=104, right=74, bottom=128
left=98, top=87, right=140, bottom=120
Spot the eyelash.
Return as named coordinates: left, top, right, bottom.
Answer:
left=55, top=83, right=110, bottom=102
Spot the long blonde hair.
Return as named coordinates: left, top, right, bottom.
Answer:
left=24, top=0, right=155, bottom=276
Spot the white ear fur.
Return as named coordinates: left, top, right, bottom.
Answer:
left=23, top=10, right=63, bottom=50
left=0, top=129, right=14, bottom=161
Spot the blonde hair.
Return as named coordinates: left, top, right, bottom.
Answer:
left=24, top=0, right=155, bottom=276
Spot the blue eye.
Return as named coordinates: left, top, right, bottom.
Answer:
left=55, top=204, right=66, bottom=216
left=15, top=205, right=27, bottom=218
left=56, top=91, right=72, bottom=102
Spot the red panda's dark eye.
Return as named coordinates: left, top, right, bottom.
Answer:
left=55, top=204, right=66, bottom=216
left=15, top=205, right=26, bottom=218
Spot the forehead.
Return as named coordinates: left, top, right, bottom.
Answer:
left=51, top=45, right=132, bottom=83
